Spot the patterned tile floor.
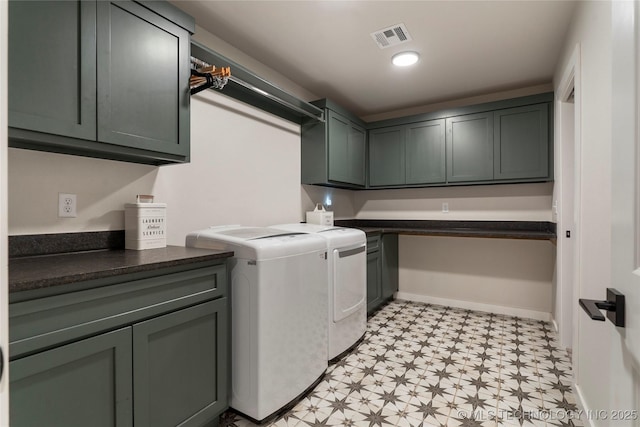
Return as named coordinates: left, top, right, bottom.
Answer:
left=220, top=300, right=583, bottom=427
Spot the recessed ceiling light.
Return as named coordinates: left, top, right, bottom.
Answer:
left=392, top=51, right=419, bottom=67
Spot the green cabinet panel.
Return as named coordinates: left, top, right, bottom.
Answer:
left=10, top=264, right=225, bottom=359
left=368, top=119, right=445, bottom=188
left=369, top=126, right=404, bottom=187
left=97, top=1, right=190, bottom=158
left=494, top=104, right=549, bottom=180
left=8, top=0, right=193, bottom=165
left=446, top=112, right=494, bottom=182
left=133, top=299, right=228, bottom=427
left=366, top=234, right=398, bottom=314
left=10, top=327, right=133, bottom=427
left=381, top=234, right=399, bottom=300
left=302, top=100, right=366, bottom=188
left=327, top=110, right=366, bottom=186
left=8, top=0, right=97, bottom=141
left=405, top=120, right=446, bottom=184
left=366, top=249, right=382, bottom=315
left=349, top=124, right=367, bottom=186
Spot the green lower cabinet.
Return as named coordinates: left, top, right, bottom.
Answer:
left=366, top=234, right=400, bottom=314
left=381, top=234, right=399, bottom=300
left=9, top=263, right=229, bottom=427
left=366, top=249, right=382, bottom=315
left=10, top=327, right=133, bottom=427
left=11, top=300, right=226, bottom=427
left=133, top=299, right=227, bottom=427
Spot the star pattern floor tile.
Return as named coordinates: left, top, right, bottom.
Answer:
left=220, top=300, right=584, bottom=427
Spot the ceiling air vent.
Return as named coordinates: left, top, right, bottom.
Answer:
left=370, top=23, right=413, bottom=49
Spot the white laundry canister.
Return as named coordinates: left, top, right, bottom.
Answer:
left=125, top=197, right=167, bottom=250
left=306, top=203, right=334, bottom=226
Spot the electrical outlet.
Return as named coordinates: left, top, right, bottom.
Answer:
left=442, top=202, right=449, bottom=213
left=58, top=193, right=77, bottom=218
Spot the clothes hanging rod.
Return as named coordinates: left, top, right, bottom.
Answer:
left=190, top=41, right=324, bottom=124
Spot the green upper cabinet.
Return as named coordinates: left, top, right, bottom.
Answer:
left=302, top=100, right=366, bottom=188
left=494, top=104, right=549, bottom=180
left=8, top=0, right=194, bottom=165
left=303, top=94, right=553, bottom=189
left=446, top=112, right=494, bottom=183
left=368, top=126, right=404, bottom=187
left=405, top=120, right=446, bottom=185
left=8, top=0, right=97, bottom=141
left=327, top=110, right=366, bottom=186
left=368, top=119, right=445, bottom=187
left=97, top=1, right=190, bottom=158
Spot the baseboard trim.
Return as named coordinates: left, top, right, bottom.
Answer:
left=395, top=292, right=552, bottom=322
left=574, top=384, right=593, bottom=427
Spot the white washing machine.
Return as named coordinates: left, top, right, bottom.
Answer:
left=185, top=226, right=328, bottom=423
left=271, top=223, right=367, bottom=361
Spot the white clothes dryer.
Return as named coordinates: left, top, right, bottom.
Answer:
left=186, top=226, right=328, bottom=423
left=271, top=223, right=366, bottom=361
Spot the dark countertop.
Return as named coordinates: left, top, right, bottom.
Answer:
left=9, top=246, right=234, bottom=294
left=334, top=219, right=556, bottom=241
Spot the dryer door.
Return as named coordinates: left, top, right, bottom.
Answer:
left=333, top=244, right=366, bottom=322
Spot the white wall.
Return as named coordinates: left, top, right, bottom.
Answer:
left=552, top=0, right=618, bottom=422
left=398, top=236, right=554, bottom=320
left=356, top=182, right=556, bottom=319
left=152, top=93, right=305, bottom=244
left=353, top=182, right=553, bottom=221
left=8, top=148, right=157, bottom=235
left=362, top=83, right=553, bottom=122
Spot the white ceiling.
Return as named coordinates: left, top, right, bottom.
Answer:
left=171, top=1, right=578, bottom=118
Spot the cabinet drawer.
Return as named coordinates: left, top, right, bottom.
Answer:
left=10, top=265, right=226, bottom=359
left=366, top=235, right=381, bottom=252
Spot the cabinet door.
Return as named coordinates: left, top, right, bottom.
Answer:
left=369, top=126, right=405, bottom=187
left=494, top=104, right=549, bottom=180
left=97, top=1, right=190, bottom=157
left=367, top=250, right=383, bottom=315
left=446, top=112, right=494, bottom=182
left=328, top=110, right=365, bottom=186
left=8, top=0, right=97, bottom=140
left=10, top=328, right=133, bottom=427
left=405, top=120, right=446, bottom=185
left=327, top=110, right=351, bottom=184
left=133, top=299, right=228, bottom=427
left=348, top=123, right=367, bottom=186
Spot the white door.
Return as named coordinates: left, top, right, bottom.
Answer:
left=606, top=0, right=640, bottom=422
left=0, top=1, right=10, bottom=425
